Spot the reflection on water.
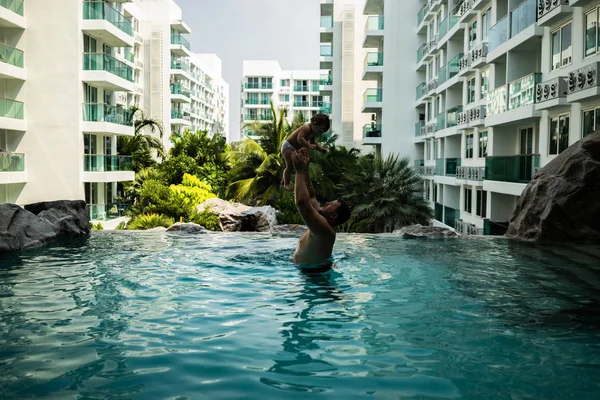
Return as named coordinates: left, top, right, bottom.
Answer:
left=0, top=233, right=600, bottom=399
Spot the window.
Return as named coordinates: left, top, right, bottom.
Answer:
left=468, top=20, right=477, bottom=50
left=465, top=133, right=474, bottom=159
left=585, top=9, right=598, bottom=57
left=434, top=140, right=440, bottom=159
left=479, top=131, right=488, bottom=158
left=435, top=55, right=441, bottom=78
left=520, top=127, right=534, bottom=154
left=482, top=9, right=491, bottom=39
left=260, top=93, right=270, bottom=104
left=425, top=141, right=430, bottom=160
left=467, top=77, right=476, bottom=104
left=464, top=188, right=472, bottom=214
left=583, top=107, right=600, bottom=137
left=480, top=69, right=490, bottom=100
left=424, top=181, right=431, bottom=201
left=428, top=61, right=434, bottom=81
left=551, top=22, right=572, bottom=70
left=549, top=114, right=570, bottom=155
left=433, top=184, right=438, bottom=203
left=280, top=79, right=289, bottom=87
left=476, top=190, right=487, bottom=218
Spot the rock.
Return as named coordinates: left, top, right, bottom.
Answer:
left=394, top=224, right=459, bottom=238
left=506, top=133, right=600, bottom=243
left=25, top=200, right=90, bottom=236
left=271, top=224, right=307, bottom=235
left=0, top=200, right=90, bottom=253
left=197, top=199, right=277, bottom=232
left=166, top=222, right=209, bottom=234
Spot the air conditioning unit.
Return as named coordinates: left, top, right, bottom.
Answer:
left=535, top=77, right=567, bottom=102
left=470, top=43, right=488, bottom=64
left=459, top=53, right=471, bottom=71
left=538, top=0, right=569, bottom=19
left=467, top=105, right=486, bottom=122
left=567, top=62, right=599, bottom=95
left=457, top=111, right=468, bottom=125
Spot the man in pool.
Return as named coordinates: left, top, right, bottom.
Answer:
left=291, top=148, right=351, bottom=272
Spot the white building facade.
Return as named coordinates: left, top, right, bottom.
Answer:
left=0, top=0, right=228, bottom=223
left=354, top=0, right=600, bottom=235
left=240, top=60, right=327, bottom=138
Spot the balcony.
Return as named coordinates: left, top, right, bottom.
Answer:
left=363, top=52, right=383, bottom=80
left=294, top=101, right=310, bottom=107
left=82, top=1, right=134, bottom=48
left=0, top=0, right=24, bottom=28
left=170, top=83, right=192, bottom=103
left=363, top=0, right=384, bottom=15
left=437, top=53, right=463, bottom=90
left=508, top=73, right=541, bottom=110
left=485, top=154, right=540, bottom=184
left=0, top=152, right=26, bottom=184
left=486, top=85, right=507, bottom=116
left=444, top=207, right=461, bottom=229
left=417, top=3, right=429, bottom=30
left=437, top=112, right=446, bottom=131
left=363, top=16, right=384, bottom=48
left=171, top=34, right=192, bottom=57
left=362, top=123, right=382, bottom=145
left=83, top=155, right=134, bottom=183
left=0, top=42, right=24, bottom=81
left=456, top=166, right=485, bottom=181
left=320, top=16, right=333, bottom=41
left=456, top=0, right=476, bottom=22
left=0, top=98, right=25, bottom=131
left=320, top=43, right=333, bottom=68
left=486, top=73, right=541, bottom=126
left=362, top=88, right=382, bottom=112
left=446, top=106, right=463, bottom=129
left=293, top=85, right=310, bottom=92
left=537, top=0, right=571, bottom=27
left=444, top=158, right=461, bottom=176
left=435, top=159, right=445, bottom=176
left=171, top=109, right=192, bottom=126
left=244, top=82, right=273, bottom=91
left=488, top=15, right=509, bottom=53
left=566, top=62, right=600, bottom=103
left=488, top=0, right=541, bottom=61
left=319, top=103, right=332, bottom=114
left=244, top=113, right=271, bottom=122
left=82, top=53, right=134, bottom=92
left=171, top=19, right=192, bottom=35
left=438, top=12, right=461, bottom=44
left=415, top=120, right=425, bottom=137
left=319, top=73, right=333, bottom=92
left=82, top=103, right=134, bottom=136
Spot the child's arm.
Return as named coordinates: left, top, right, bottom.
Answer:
left=297, top=125, right=315, bottom=149
left=310, top=137, right=328, bottom=153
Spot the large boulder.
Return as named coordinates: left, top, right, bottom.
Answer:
left=506, top=133, right=600, bottom=243
left=271, top=224, right=307, bottom=236
left=197, top=199, right=277, bottom=232
left=394, top=224, right=459, bottom=238
left=0, top=200, right=90, bottom=253
left=25, top=200, right=90, bottom=236
left=166, top=222, right=209, bottom=234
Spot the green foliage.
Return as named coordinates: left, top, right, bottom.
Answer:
left=115, top=221, right=127, bottom=230
left=118, top=106, right=166, bottom=173
left=271, top=191, right=304, bottom=225
left=129, top=178, right=193, bottom=221
left=339, top=154, right=433, bottom=233
left=128, top=213, right=174, bottom=230
left=169, top=174, right=217, bottom=207
left=158, top=154, right=203, bottom=186
left=190, top=209, right=221, bottom=231
left=89, top=222, right=103, bottom=231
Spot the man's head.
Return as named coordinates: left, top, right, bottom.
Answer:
left=310, top=114, right=331, bottom=135
left=319, top=200, right=351, bottom=227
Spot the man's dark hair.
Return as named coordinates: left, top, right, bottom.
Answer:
left=311, top=113, right=331, bottom=132
left=334, top=200, right=351, bottom=226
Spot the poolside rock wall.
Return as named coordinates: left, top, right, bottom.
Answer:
left=0, top=200, right=90, bottom=253
left=506, top=133, right=600, bottom=243
left=197, top=198, right=277, bottom=232
left=394, top=224, right=458, bottom=238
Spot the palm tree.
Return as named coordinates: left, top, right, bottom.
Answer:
left=118, top=106, right=166, bottom=172
left=227, top=102, right=289, bottom=204
left=339, top=154, right=433, bottom=233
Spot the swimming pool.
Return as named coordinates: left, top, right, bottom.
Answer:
left=1, top=232, right=600, bottom=399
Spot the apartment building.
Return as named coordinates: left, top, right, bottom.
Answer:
left=356, top=0, right=600, bottom=235
left=0, top=1, right=228, bottom=225
left=240, top=60, right=327, bottom=138
left=320, top=0, right=380, bottom=150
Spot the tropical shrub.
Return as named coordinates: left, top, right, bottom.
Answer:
left=128, top=213, right=174, bottom=230
left=169, top=174, right=217, bottom=208
left=190, top=209, right=221, bottom=231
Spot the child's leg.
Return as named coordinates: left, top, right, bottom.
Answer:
left=282, top=149, right=294, bottom=191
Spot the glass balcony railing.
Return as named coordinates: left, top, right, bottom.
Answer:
left=294, top=85, right=309, bottom=92
left=508, top=73, right=541, bottom=110
left=366, top=15, right=384, bottom=31
left=244, top=82, right=273, bottom=89
left=435, top=203, right=443, bottom=222
left=435, top=159, right=445, bottom=176
left=446, top=106, right=463, bottom=127
left=294, top=101, right=310, bottom=107
left=0, top=152, right=24, bottom=172
left=487, top=85, right=507, bottom=115
left=320, top=16, right=333, bottom=28
left=244, top=114, right=271, bottom=121
left=172, top=109, right=185, bottom=119
left=416, top=82, right=426, bottom=100
left=170, top=83, right=191, bottom=98
left=320, top=104, right=332, bottom=113
left=437, top=112, right=446, bottom=131
left=364, top=88, right=382, bottom=102
left=171, top=59, right=190, bottom=72
left=124, top=49, right=134, bottom=63
left=438, top=64, right=448, bottom=85
left=445, top=158, right=461, bottom=176
left=418, top=4, right=427, bottom=26
left=365, top=52, right=384, bottom=67
left=82, top=103, right=133, bottom=126
left=0, top=98, right=24, bottom=119
left=438, top=13, right=459, bottom=41
left=0, top=0, right=23, bottom=16
left=417, top=43, right=427, bottom=63
left=171, top=34, right=191, bottom=50
left=488, top=14, right=509, bottom=52
left=444, top=207, right=460, bottom=228
left=510, top=0, right=536, bottom=38
left=83, top=155, right=133, bottom=172
left=0, top=42, right=23, bottom=68
left=83, top=1, right=133, bottom=36
left=89, top=203, right=130, bottom=221
left=83, top=53, right=134, bottom=82
left=415, top=120, right=425, bottom=136
left=320, top=74, right=333, bottom=85
left=485, top=154, right=540, bottom=183
left=363, top=124, right=382, bottom=138
left=447, top=53, right=462, bottom=80
left=320, top=44, right=333, bottom=57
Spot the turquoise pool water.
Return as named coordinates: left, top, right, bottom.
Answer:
left=1, top=232, right=600, bottom=399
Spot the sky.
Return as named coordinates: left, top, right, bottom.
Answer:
left=175, top=0, right=320, bottom=142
